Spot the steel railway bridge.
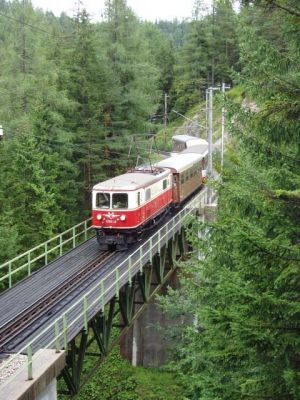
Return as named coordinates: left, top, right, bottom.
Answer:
left=0, top=186, right=214, bottom=399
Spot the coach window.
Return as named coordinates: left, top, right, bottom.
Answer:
left=112, top=193, right=128, bottom=209
left=96, top=192, right=110, bottom=209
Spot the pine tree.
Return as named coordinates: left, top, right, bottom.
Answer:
left=101, top=0, right=160, bottom=171
left=0, top=132, right=57, bottom=248
left=0, top=1, right=81, bottom=254
left=173, top=0, right=238, bottom=113
left=161, top=2, right=300, bottom=399
left=141, top=22, right=176, bottom=117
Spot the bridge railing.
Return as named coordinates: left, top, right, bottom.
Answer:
left=0, top=218, right=93, bottom=290
left=0, top=187, right=210, bottom=390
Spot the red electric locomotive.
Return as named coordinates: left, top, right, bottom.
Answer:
left=92, top=168, right=173, bottom=250
left=92, top=141, right=208, bottom=250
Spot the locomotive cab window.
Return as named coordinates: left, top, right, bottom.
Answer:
left=163, top=179, right=167, bottom=190
left=145, top=188, right=151, bottom=201
left=96, top=192, right=110, bottom=209
left=112, top=193, right=128, bottom=209
left=137, top=192, right=141, bottom=206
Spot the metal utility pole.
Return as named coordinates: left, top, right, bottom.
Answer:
left=207, top=86, right=220, bottom=204
left=208, top=87, right=213, bottom=179
left=205, top=89, right=208, bottom=133
left=164, top=93, right=168, bottom=128
left=206, top=87, right=214, bottom=204
left=221, top=82, right=230, bottom=169
left=164, top=93, right=169, bottom=150
left=211, top=0, right=215, bottom=86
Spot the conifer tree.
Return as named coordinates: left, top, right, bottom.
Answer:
left=0, top=132, right=57, bottom=248
left=100, top=0, right=160, bottom=172
left=173, top=0, right=238, bottom=113
left=161, top=2, right=300, bottom=399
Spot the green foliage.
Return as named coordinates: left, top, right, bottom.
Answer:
left=58, top=347, right=187, bottom=400
left=173, top=0, right=239, bottom=114
left=0, top=0, right=171, bottom=266
left=159, top=2, right=300, bottom=399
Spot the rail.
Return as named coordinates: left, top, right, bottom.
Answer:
left=0, top=219, right=93, bottom=289
left=0, top=187, right=210, bottom=389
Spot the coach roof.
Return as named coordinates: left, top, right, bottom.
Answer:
left=155, top=153, right=204, bottom=173
left=181, top=144, right=208, bottom=156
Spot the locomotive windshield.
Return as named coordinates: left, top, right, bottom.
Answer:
left=112, top=193, right=128, bottom=209
left=96, top=192, right=110, bottom=209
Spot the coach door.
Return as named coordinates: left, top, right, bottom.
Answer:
left=172, top=173, right=180, bottom=204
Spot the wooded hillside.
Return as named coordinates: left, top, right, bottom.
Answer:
left=0, top=1, right=299, bottom=398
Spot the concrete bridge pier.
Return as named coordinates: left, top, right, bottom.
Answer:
left=0, top=350, right=65, bottom=400
left=120, top=270, right=182, bottom=367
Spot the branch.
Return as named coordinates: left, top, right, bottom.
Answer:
left=272, top=1, right=300, bottom=17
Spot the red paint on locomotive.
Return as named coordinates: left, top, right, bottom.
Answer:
left=92, top=187, right=173, bottom=229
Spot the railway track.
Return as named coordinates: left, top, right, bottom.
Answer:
left=0, top=199, right=192, bottom=353
left=0, top=251, right=115, bottom=351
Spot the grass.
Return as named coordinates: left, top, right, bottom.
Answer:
left=58, top=345, right=187, bottom=400
left=134, top=367, right=187, bottom=400
left=227, top=85, right=245, bottom=103
left=57, top=317, right=187, bottom=400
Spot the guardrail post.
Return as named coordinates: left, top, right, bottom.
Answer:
left=83, top=296, right=88, bottom=331
left=101, top=281, right=105, bottom=311
left=158, top=231, right=161, bottom=255
left=128, top=257, right=132, bottom=286
left=173, top=218, right=176, bottom=241
left=8, top=261, right=12, bottom=288
left=55, top=320, right=60, bottom=353
left=84, top=220, right=88, bottom=241
left=140, top=247, right=143, bottom=273
left=60, top=235, right=63, bottom=256
left=27, top=253, right=31, bottom=276
left=72, top=227, right=76, bottom=248
left=149, top=238, right=153, bottom=265
left=63, top=314, right=68, bottom=350
left=45, top=243, right=48, bottom=265
left=27, top=345, right=33, bottom=380
left=115, top=268, right=119, bottom=298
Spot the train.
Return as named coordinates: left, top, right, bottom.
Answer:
left=92, top=135, right=208, bottom=250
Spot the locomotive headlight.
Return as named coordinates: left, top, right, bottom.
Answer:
left=120, top=214, right=126, bottom=221
left=96, top=214, right=102, bottom=221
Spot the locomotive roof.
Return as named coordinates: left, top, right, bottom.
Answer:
left=93, top=168, right=170, bottom=191
left=155, top=153, right=204, bottom=173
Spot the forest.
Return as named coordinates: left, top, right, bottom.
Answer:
left=0, top=0, right=299, bottom=399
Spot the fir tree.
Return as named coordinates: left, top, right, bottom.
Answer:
left=161, top=2, right=300, bottom=399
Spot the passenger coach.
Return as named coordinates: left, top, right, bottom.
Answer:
left=155, top=152, right=207, bottom=206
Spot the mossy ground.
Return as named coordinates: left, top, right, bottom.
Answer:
left=58, top=346, right=187, bottom=400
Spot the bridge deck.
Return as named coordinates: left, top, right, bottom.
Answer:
left=0, top=238, right=101, bottom=330
left=0, top=187, right=209, bottom=356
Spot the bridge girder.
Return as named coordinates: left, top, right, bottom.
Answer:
left=60, top=230, right=188, bottom=395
